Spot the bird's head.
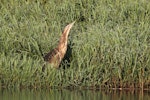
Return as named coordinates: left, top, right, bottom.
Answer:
left=62, top=21, right=75, bottom=36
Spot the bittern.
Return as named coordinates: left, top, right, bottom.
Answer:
left=43, top=21, right=75, bottom=69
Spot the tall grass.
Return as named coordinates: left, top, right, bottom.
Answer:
left=0, top=0, right=150, bottom=89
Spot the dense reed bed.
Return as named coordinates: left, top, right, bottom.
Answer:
left=0, top=0, right=150, bottom=89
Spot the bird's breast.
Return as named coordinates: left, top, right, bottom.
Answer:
left=60, top=46, right=67, bottom=57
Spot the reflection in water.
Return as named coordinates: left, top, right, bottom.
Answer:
left=0, top=89, right=150, bottom=100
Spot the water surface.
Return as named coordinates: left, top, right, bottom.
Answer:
left=0, top=89, right=150, bottom=100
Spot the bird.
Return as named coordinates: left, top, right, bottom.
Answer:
left=43, top=21, right=75, bottom=69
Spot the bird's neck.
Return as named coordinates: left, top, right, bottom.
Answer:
left=57, top=23, right=71, bottom=52
left=57, top=32, right=68, bottom=51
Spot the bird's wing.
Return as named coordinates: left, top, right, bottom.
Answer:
left=43, top=48, right=60, bottom=62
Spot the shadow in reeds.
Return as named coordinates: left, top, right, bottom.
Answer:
left=61, top=44, right=73, bottom=69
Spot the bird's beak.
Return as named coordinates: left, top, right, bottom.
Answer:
left=62, top=21, right=75, bottom=35
left=71, top=21, right=76, bottom=25
left=68, top=21, right=76, bottom=28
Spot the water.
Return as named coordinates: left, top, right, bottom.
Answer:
left=0, top=89, right=150, bottom=100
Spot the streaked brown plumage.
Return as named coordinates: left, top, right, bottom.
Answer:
left=43, top=21, right=75, bottom=68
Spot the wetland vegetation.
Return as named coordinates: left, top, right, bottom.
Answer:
left=0, top=0, right=150, bottom=89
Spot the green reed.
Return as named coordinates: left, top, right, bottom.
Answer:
left=0, top=0, right=150, bottom=89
